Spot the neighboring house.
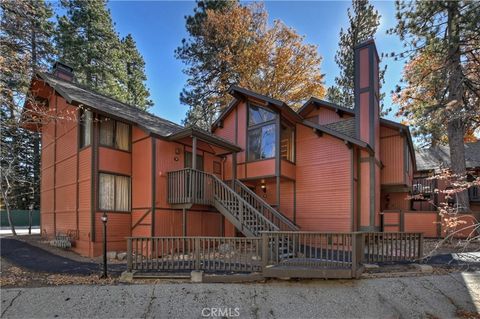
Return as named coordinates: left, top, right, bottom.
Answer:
left=25, top=39, right=467, bottom=258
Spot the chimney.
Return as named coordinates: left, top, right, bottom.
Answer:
left=52, top=61, right=74, bottom=82
left=354, top=39, right=381, bottom=231
left=354, top=38, right=379, bottom=148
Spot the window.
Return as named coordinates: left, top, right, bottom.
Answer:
left=79, top=109, right=92, bottom=148
left=247, top=104, right=277, bottom=161
left=99, top=116, right=130, bottom=151
left=281, top=124, right=295, bottom=162
left=405, top=147, right=410, bottom=173
left=99, top=173, right=131, bottom=212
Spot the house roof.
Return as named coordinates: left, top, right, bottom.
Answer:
left=298, top=97, right=355, bottom=118
left=324, top=118, right=356, bottom=138
left=35, top=72, right=241, bottom=153
left=302, top=119, right=373, bottom=153
left=415, top=141, right=480, bottom=171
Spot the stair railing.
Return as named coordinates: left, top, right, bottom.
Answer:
left=210, top=174, right=278, bottom=236
left=233, top=179, right=299, bottom=231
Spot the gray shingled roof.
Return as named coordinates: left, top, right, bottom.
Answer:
left=415, top=141, right=480, bottom=171
left=37, top=72, right=183, bottom=137
left=324, top=118, right=356, bottom=138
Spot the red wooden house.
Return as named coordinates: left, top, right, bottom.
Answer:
left=26, top=39, right=472, bottom=258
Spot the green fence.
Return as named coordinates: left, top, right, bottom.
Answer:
left=0, top=210, right=40, bottom=227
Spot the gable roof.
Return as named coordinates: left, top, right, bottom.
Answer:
left=302, top=119, right=373, bottom=153
left=36, top=72, right=183, bottom=136
left=415, top=141, right=480, bottom=171
left=34, top=72, right=241, bottom=152
left=212, top=86, right=303, bottom=131
left=298, top=97, right=355, bottom=118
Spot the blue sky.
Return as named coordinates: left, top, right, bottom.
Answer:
left=104, top=1, right=405, bottom=125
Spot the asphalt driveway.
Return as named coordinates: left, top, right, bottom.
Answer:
left=1, top=272, right=479, bottom=318
left=0, top=238, right=124, bottom=275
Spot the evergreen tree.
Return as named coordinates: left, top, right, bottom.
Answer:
left=121, top=34, right=153, bottom=110
left=391, top=0, right=480, bottom=212
left=1, top=0, right=55, bottom=234
left=56, top=0, right=123, bottom=95
left=326, top=0, right=383, bottom=110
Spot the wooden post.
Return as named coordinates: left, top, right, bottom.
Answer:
left=182, top=208, right=187, bottom=236
left=418, top=233, right=424, bottom=260
left=232, top=152, right=237, bottom=181
left=192, top=136, right=197, bottom=170
left=351, top=232, right=364, bottom=278
left=127, top=238, right=132, bottom=271
left=194, top=237, right=201, bottom=270
left=261, top=233, right=269, bottom=270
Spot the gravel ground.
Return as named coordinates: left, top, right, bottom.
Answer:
left=1, top=272, right=479, bottom=319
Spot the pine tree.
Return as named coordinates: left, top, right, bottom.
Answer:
left=326, top=0, right=383, bottom=110
left=176, top=1, right=325, bottom=129
left=121, top=34, right=153, bottom=110
left=391, top=0, right=480, bottom=212
left=1, top=0, right=56, bottom=234
left=56, top=1, right=118, bottom=101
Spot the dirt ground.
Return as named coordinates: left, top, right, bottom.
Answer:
left=423, top=238, right=480, bottom=257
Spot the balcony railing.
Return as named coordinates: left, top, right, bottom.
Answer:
left=412, top=177, right=437, bottom=196
left=167, top=168, right=214, bottom=205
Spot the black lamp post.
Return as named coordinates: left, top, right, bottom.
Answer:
left=100, top=212, right=108, bottom=278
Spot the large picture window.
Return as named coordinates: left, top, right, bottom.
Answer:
left=247, top=104, right=277, bottom=161
left=99, top=173, right=131, bottom=212
left=99, top=116, right=130, bottom=151
left=79, top=109, right=92, bottom=148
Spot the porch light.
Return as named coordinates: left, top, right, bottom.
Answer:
left=261, top=181, right=267, bottom=193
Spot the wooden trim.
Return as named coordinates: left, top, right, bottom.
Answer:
left=53, top=93, right=58, bottom=236
left=276, top=113, right=281, bottom=208
left=76, top=108, right=80, bottom=235
left=131, top=209, right=151, bottom=230
left=350, top=147, right=354, bottom=232
left=151, top=138, right=156, bottom=237
left=90, top=112, right=98, bottom=242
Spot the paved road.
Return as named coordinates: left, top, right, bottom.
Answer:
left=1, top=272, right=479, bottom=319
left=0, top=238, right=124, bottom=275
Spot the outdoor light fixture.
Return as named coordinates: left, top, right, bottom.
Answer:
left=261, top=181, right=267, bottom=193
left=101, top=212, right=108, bottom=278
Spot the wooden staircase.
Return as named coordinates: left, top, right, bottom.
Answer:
left=167, top=168, right=298, bottom=237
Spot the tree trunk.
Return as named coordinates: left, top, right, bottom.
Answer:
left=2, top=190, right=17, bottom=236
left=446, top=1, right=469, bottom=212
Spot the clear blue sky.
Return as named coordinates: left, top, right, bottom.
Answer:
left=105, top=0, right=404, bottom=125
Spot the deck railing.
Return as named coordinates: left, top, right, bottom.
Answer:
left=233, top=180, right=299, bottom=231
left=167, top=169, right=213, bottom=205
left=363, top=232, right=423, bottom=263
left=126, top=231, right=423, bottom=278
left=127, top=236, right=262, bottom=273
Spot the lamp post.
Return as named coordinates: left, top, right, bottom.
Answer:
left=100, top=212, right=108, bottom=278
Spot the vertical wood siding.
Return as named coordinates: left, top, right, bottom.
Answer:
left=295, top=124, right=352, bottom=231
left=380, top=126, right=405, bottom=185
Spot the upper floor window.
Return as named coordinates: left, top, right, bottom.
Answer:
left=99, top=116, right=130, bottom=151
left=247, top=104, right=276, bottom=161
left=281, top=124, right=295, bottom=162
left=79, top=109, right=92, bottom=148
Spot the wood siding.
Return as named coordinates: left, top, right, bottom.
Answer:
left=295, top=124, right=352, bottom=232
left=380, top=126, right=405, bottom=185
